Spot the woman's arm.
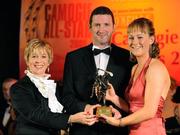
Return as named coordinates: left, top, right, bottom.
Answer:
left=105, top=65, right=137, bottom=112
left=106, top=84, right=129, bottom=112
left=102, top=60, right=170, bottom=126
left=11, top=82, right=97, bottom=129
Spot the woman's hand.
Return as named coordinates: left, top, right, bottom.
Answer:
left=100, top=113, right=121, bottom=127
left=106, top=83, right=118, bottom=102
left=69, top=112, right=97, bottom=126
left=106, top=84, right=129, bottom=112
left=109, top=105, right=121, bottom=119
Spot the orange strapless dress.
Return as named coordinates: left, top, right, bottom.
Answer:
left=125, top=58, right=166, bottom=135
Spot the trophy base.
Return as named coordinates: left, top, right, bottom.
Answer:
left=96, top=106, right=112, bottom=123
left=96, top=106, right=112, bottom=117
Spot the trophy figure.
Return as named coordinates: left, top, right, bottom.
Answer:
left=91, top=68, right=113, bottom=118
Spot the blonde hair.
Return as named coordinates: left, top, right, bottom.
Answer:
left=24, top=38, right=53, bottom=64
left=127, top=17, right=160, bottom=62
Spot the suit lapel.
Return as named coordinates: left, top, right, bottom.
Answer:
left=106, top=44, right=116, bottom=73
left=82, top=44, right=97, bottom=74
left=22, top=76, right=43, bottom=97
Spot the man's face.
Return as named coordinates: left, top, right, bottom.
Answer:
left=3, top=80, right=17, bottom=102
left=90, top=14, right=114, bottom=48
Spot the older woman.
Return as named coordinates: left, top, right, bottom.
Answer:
left=10, top=38, right=98, bottom=135
left=100, top=18, right=171, bottom=135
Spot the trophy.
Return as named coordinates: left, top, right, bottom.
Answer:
left=90, top=68, right=113, bottom=118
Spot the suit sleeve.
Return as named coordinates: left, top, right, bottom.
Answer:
left=10, top=83, right=70, bottom=130
left=61, top=53, right=87, bottom=114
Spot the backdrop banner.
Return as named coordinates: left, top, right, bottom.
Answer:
left=20, top=0, right=180, bottom=84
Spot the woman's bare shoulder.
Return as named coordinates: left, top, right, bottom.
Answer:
left=146, top=58, right=170, bottom=81
left=149, top=59, right=168, bottom=73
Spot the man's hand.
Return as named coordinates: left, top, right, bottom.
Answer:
left=84, top=104, right=101, bottom=115
left=69, top=112, right=97, bottom=126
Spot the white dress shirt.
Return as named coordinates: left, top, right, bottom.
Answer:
left=92, top=45, right=110, bottom=75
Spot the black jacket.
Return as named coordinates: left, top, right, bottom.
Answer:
left=10, top=76, right=70, bottom=135
left=62, top=43, right=133, bottom=135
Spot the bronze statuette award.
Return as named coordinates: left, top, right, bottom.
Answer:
left=91, top=68, right=113, bottom=118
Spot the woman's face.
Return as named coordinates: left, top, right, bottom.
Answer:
left=27, top=48, right=49, bottom=77
left=128, top=30, right=154, bottom=58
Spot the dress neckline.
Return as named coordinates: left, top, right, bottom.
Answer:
left=125, top=57, right=152, bottom=95
left=132, top=58, right=152, bottom=85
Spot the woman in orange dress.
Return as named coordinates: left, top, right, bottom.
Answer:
left=100, top=17, right=170, bottom=135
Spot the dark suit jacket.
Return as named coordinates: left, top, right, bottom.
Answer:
left=10, top=76, right=70, bottom=135
left=165, top=117, right=180, bottom=135
left=2, top=107, right=16, bottom=135
left=62, top=43, right=133, bottom=135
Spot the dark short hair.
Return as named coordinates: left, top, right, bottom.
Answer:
left=172, top=86, right=180, bottom=103
left=89, top=6, right=115, bottom=27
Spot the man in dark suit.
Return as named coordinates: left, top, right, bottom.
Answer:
left=62, top=6, right=133, bottom=135
left=165, top=86, right=180, bottom=135
left=1, top=78, right=17, bottom=135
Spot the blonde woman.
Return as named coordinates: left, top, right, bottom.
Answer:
left=100, top=18, right=170, bottom=135
left=10, top=38, right=98, bottom=135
